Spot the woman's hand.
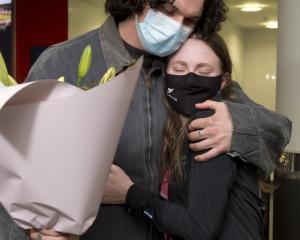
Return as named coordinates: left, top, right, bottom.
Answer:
left=30, top=229, right=79, bottom=240
left=188, top=100, right=233, bottom=161
left=101, top=164, right=134, bottom=204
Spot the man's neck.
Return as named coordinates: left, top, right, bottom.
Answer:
left=118, top=16, right=144, bottom=51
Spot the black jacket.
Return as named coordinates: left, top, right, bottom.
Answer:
left=126, top=109, right=265, bottom=240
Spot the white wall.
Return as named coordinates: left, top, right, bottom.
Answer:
left=221, top=20, right=277, bottom=111
left=277, top=0, right=300, bottom=152
left=68, top=0, right=107, bottom=39
left=220, top=20, right=245, bottom=86
left=243, top=29, right=277, bottom=110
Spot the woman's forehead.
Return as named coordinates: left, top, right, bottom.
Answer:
left=171, top=39, right=216, bottom=61
left=168, top=38, right=222, bottom=71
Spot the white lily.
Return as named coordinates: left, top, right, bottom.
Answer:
left=77, top=45, right=92, bottom=87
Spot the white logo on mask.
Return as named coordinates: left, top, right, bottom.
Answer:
left=167, top=88, right=177, bottom=102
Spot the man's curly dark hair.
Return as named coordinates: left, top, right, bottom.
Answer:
left=105, top=0, right=228, bottom=37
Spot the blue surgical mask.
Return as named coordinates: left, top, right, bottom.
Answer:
left=136, top=9, right=193, bottom=57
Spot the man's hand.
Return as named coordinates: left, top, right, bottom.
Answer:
left=30, top=229, right=78, bottom=240
left=101, top=164, right=134, bottom=204
left=188, top=100, right=233, bottom=161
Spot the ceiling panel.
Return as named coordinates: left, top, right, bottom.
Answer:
left=226, top=0, right=277, bottom=29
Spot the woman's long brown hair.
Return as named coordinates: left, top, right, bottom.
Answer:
left=160, top=32, right=233, bottom=184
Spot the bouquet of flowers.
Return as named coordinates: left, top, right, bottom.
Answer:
left=0, top=47, right=142, bottom=234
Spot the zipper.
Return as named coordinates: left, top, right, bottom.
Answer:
left=143, top=66, right=163, bottom=240
left=142, top=68, right=154, bottom=193
left=143, top=66, right=161, bottom=191
left=144, top=66, right=162, bottom=91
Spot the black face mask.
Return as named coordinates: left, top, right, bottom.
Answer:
left=165, top=72, right=222, bottom=117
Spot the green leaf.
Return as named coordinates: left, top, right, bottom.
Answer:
left=0, top=51, right=9, bottom=86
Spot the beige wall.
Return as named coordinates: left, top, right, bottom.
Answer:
left=277, top=0, right=300, bottom=152
left=220, top=20, right=245, bottom=86
left=68, top=0, right=107, bottom=39
left=221, top=21, right=277, bottom=111
left=242, top=29, right=277, bottom=111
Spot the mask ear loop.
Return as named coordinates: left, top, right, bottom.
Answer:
left=135, top=14, right=139, bottom=25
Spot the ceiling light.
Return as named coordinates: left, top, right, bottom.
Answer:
left=240, top=3, right=265, bottom=12
left=265, top=21, right=278, bottom=29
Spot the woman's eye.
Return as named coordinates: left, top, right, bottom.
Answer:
left=195, top=65, right=214, bottom=74
left=197, top=70, right=210, bottom=75
left=173, top=68, right=185, bottom=72
left=172, top=65, right=186, bottom=71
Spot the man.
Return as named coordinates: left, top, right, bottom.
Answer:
left=2, top=0, right=291, bottom=239
left=0, top=206, right=28, bottom=240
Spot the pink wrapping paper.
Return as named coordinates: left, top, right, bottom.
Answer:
left=0, top=58, right=142, bottom=234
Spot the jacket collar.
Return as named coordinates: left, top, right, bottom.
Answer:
left=98, top=16, right=134, bottom=72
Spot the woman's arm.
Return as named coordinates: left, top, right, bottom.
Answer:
left=224, top=81, right=292, bottom=174
left=108, top=155, right=237, bottom=240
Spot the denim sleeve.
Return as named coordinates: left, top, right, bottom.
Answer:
left=24, top=33, right=106, bottom=86
left=0, top=204, right=28, bottom=240
left=25, top=57, right=46, bottom=82
left=25, top=45, right=76, bottom=84
left=224, top=81, right=292, bottom=175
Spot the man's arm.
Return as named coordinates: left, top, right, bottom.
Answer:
left=188, top=81, right=292, bottom=175
left=225, top=81, right=292, bottom=174
left=25, top=45, right=76, bottom=84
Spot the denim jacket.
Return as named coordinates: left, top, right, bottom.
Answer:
left=1, top=16, right=291, bottom=240
left=0, top=206, right=28, bottom=240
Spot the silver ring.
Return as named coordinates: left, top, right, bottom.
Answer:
left=37, top=233, right=43, bottom=240
left=198, top=129, right=204, bottom=137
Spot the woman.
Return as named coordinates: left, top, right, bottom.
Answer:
left=105, top=33, right=265, bottom=240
